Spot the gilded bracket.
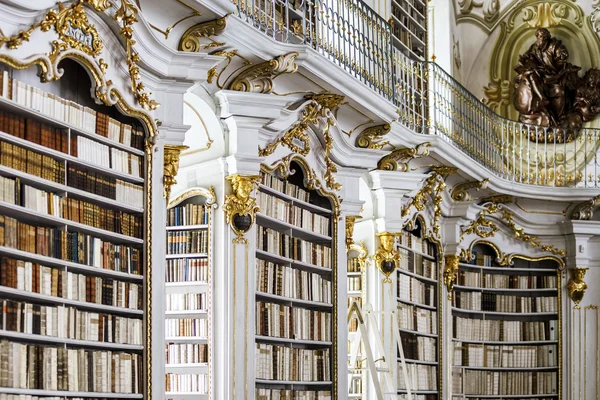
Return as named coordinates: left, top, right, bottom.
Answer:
left=178, top=17, right=227, bottom=52
left=377, top=142, right=431, bottom=171
left=355, top=123, right=391, bottom=150
left=451, top=178, right=490, bottom=202
left=228, top=52, right=299, bottom=93
left=163, top=145, right=188, bottom=200
left=345, top=215, right=361, bottom=248
left=223, top=174, right=261, bottom=238
left=571, top=195, right=600, bottom=220
left=443, top=254, right=460, bottom=300
left=373, top=232, right=400, bottom=283
left=567, top=267, right=589, bottom=308
left=348, top=241, right=369, bottom=270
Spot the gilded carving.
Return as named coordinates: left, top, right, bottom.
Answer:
left=522, top=3, right=572, bottom=29
left=458, top=0, right=499, bottom=21
left=451, top=178, right=490, bottom=202
left=223, top=174, right=261, bottom=238
left=444, top=254, right=460, bottom=299
left=355, top=124, right=391, bottom=149
left=348, top=241, right=369, bottom=271
left=345, top=215, right=361, bottom=248
left=228, top=52, right=299, bottom=93
left=163, top=145, right=188, bottom=200
left=480, top=195, right=514, bottom=204
left=178, top=17, right=226, bottom=51
left=570, top=195, right=600, bottom=220
left=373, top=232, right=400, bottom=283
left=567, top=267, right=589, bottom=308
left=461, top=213, right=499, bottom=239
left=377, top=142, right=431, bottom=171
left=499, top=207, right=566, bottom=256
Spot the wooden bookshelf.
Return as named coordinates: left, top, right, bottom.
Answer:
left=0, top=61, right=147, bottom=398
left=390, top=0, right=427, bottom=61
left=254, top=161, right=334, bottom=400
left=395, top=221, right=439, bottom=398
left=165, top=189, right=215, bottom=399
left=347, top=242, right=367, bottom=399
left=451, top=243, right=560, bottom=399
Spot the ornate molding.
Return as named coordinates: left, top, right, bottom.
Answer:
left=461, top=212, right=499, bottom=239
left=377, top=142, right=431, bottom=171
left=373, top=232, right=400, bottom=283
left=228, top=52, right=299, bottom=93
left=355, top=124, right=391, bottom=150
left=223, top=174, right=261, bottom=238
left=444, top=254, right=460, bottom=300
left=168, top=186, right=218, bottom=209
left=163, top=145, right=188, bottom=200
left=571, top=195, right=600, bottom=220
left=345, top=215, right=361, bottom=248
left=348, top=241, right=369, bottom=270
left=480, top=195, right=514, bottom=204
left=451, top=178, right=489, bottom=202
left=567, top=267, right=589, bottom=308
left=178, top=17, right=226, bottom=52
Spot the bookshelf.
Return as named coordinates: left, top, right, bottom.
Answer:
left=165, top=188, right=215, bottom=400
left=451, top=243, right=561, bottom=400
left=390, top=0, right=427, bottom=61
left=395, top=220, right=439, bottom=399
left=255, top=160, right=335, bottom=400
left=0, top=61, right=148, bottom=398
left=347, top=242, right=367, bottom=399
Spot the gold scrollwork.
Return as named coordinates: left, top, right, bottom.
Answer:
left=228, top=52, right=299, bottom=94
left=223, top=174, right=261, bottom=238
left=567, top=267, right=589, bottom=308
left=451, top=178, right=490, bottom=202
left=480, top=194, right=514, bottom=204
left=377, top=142, right=431, bottom=171
left=443, top=254, right=460, bottom=300
left=355, top=123, right=391, bottom=150
left=461, top=213, right=499, bottom=239
left=571, top=195, right=600, bottom=220
left=373, top=232, right=400, bottom=283
left=168, top=186, right=218, bottom=209
left=178, top=17, right=226, bottom=52
left=163, top=145, right=188, bottom=200
left=348, top=241, right=369, bottom=270
left=345, top=215, right=361, bottom=248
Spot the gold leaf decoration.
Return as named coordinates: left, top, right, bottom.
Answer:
left=377, top=142, right=431, bottom=171
left=355, top=123, right=391, bottom=149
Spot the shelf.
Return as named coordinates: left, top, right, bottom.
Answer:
left=390, top=15, right=426, bottom=45
left=453, top=365, right=558, bottom=371
left=452, top=338, right=558, bottom=345
left=166, top=253, right=208, bottom=259
left=166, top=224, right=208, bottom=231
left=255, top=335, right=332, bottom=346
left=396, top=243, right=436, bottom=260
left=397, top=267, right=438, bottom=283
left=453, top=285, right=557, bottom=294
left=398, top=357, right=437, bottom=366
left=255, top=249, right=332, bottom=275
left=0, top=164, right=143, bottom=213
left=165, top=363, right=208, bottom=374
left=165, top=310, right=208, bottom=318
left=165, top=392, right=208, bottom=399
left=165, top=336, right=209, bottom=343
left=0, top=329, right=143, bottom=350
left=256, top=212, right=332, bottom=243
left=458, top=263, right=557, bottom=273
left=0, top=95, right=144, bottom=156
left=397, top=297, right=437, bottom=310
left=348, top=291, right=362, bottom=296
left=453, top=395, right=557, bottom=399
left=255, top=379, right=332, bottom=386
left=256, top=291, right=332, bottom=309
left=398, top=389, right=438, bottom=394
left=0, top=244, right=143, bottom=281
left=399, top=327, right=438, bottom=338
left=392, top=0, right=427, bottom=30
left=165, top=282, right=209, bottom=294
left=0, top=285, right=143, bottom=316
left=0, top=387, right=143, bottom=398
left=258, top=184, right=332, bottom=215
left=451, top=307, right=558, bottom=317
left=347, top=272, right=362, bottom=276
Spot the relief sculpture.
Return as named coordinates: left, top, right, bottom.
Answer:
left=513, top=28, right=600, bottom=142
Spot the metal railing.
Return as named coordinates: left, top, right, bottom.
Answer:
left=233, top=0, right=600, bottom=188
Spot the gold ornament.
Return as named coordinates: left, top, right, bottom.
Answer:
left=223, top=174, right=261, bottom=238
left=373, top=232, right=400, bottom=283
left=228, top=52, right=299, bottom=93
left=567, top=267, right=589, bottom=308
left=345, top=215, right=361, bottom=248
left=444, top=254, right=460, bottom=300
left=178, top=17, right=226, bottom=52
left=163, top=145, right=188, bottom=200
left=377, top=142, right=431, bottom=171
left=355, top=124, right=391, bottom=149
left=451, top=178, right=490, bottom=202
left=571, top=195, right=600, bottom=220
left=348, top=241, right=369, bottom=270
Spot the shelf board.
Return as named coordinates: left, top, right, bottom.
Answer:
left=347, top=291, right=362, bottom=296
left=0, top=329, right=143, bottom=350
left=258, top=184, right=332, bottom=215
left=398, top=389, right=438, bottom=394
left=165, top=363, right=208, bottom=374
left=453, top=395, right=557, bottom=399
left=451, top=307, right=558, bottom=317
left=165, top=310, right=208, bottom=318
left=256, top=291, right=332, bottom=309
left=0, top=285, right=143, bottom=316
left=397, top=268, right=438, bottom=283
left=255, top=335, right=332, bottom=346
left=398, top=357, right=438, bottom=366
left=347, top=272, right=362, bottom=276
left=453, top=285, right=558, bottom=294
left=397, top=297, right=437, bottom=310
left=392, top=1, right=426, bottom=30
left=458, top=262, right=557, bottom=273
left=165, top=282, right=209, bottom=294
left=165, top=336, right=209, bottom=343
left=396, top=243, right=436, bottom=260
left=166, top=253, right=208, bottom=259
left=255, top=249, right=332, bottom=275
left=391, top=34, right=425, bottom=61
left=255, top=379, right=332, bottom=386
left=0, top=387, right=143, bottom=398
left=452, top=338, right=558, bottom=345
left=165, top=392, right=208, bottom=399
left=399, top=327, right=438, bottom=338
left=166, top=224, right=208, bottom=231
left=0, top=244, right=143, bottom=281
left=256, top=212, right=332, bottom=243
left=453, top=365, right=557, bottom=371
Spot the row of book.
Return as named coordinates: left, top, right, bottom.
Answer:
left=453, top=293, right=558, bottom=313
left=72, top=137, right=142, bottom=178
left=466, top=254, right=494, bottom=267
left=391, top=4, right=426, bottom=40
left=0, top=340, right=142, bottom=393
left=458, top=271, right=558, bottom=289
left=165, top=318, right=208, bottom=338
left=165, top=258, right=209, bottom=282
left=348, top=257, right=362, bottom=273
left=453, top=317, right=558, bottom=342
left=0, top=111, right=67, bottom=154
left=399, top=331, right=436, bottom=362
left=167, top=204, right=209, bottom=226
left=396, top=232, right=436, bottom=256
left=0, top=175, right=14, bottom=203
left=453, top=370, right=557, bottom=395
left=256, top=259, right=332, bottom=304
left=398, top=248, right=437, bottom=280
left=255, top=390, right=332, bottom=400
left=0, top=257, right=143, bottom=310
left=452, top=343, right=558, bottom=368
left=397, top=395, right=436, bottom=400
left=261, top=174, right=311, bottom=203
left=348, top=276, right=361, bottom=292
left=0, top=73, right=145, bottom=150
left=67, top=166, right=144, bottom=208
left=165, top=373, right=207, bottom=394
left=0, top=141, right=65, bottom=184
left=397, top=363, right=436, bottom=391
left=0, top=299, right=142, bottom=345
left=349, top=378, right=362, bottom=394
left=257, top=191, right=329, bottom=236
left=257, top=226, right=332, bottom=269
left=165, top=343, right=208, bottom=365
left=166, top=293, right=208, bottom=312
left=255, top=344, right=331, bottom=381
left=397, top=302, right=437, bottom=335
left=398, top=274, right=436, bottom=307
left=256, top=301, right=331, bottom=342
left=166, top=230, right=208, bottom=255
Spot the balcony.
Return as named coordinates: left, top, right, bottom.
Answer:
left=231, top=0, right=600, bottom=189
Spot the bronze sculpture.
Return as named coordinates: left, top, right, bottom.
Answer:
left=513, top=28, right=600, bottom=142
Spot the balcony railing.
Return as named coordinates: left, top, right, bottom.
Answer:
left=233, top=0, right=600, bottom=188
